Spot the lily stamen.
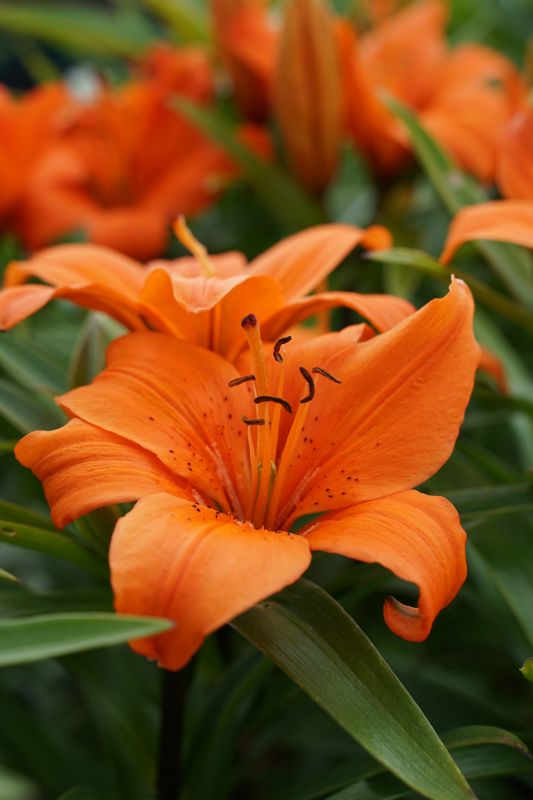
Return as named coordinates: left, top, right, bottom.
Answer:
left=229, top=374, right=256, bottom=387
left=241, top=416, right=266, bottom=426
left=299, top=367, right=315, bottom=403
left=254, top=395, right=293, bottom=414
left=273, top=335, right=292, bottom=363
left=312, top=366, right=341, bottom=384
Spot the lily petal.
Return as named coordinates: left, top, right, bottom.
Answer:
left=15, top=419, right=187, bottom=528
left=304, top=490, right=467, bottom=641
left=110, top=493, right=311, bottom=670
left=1, top=244, right=145, bottom=330
left=441, top=200, right=533, bottom=263
left=261, top=289, right=414, bottom=341
left=57, top=333, right=252, bottom=516
left=275, top=279, right=479, bottom=524
left=248, top=224, right=390, bottom=300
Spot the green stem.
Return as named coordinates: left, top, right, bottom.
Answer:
left=157, top=665, right=192, bottom=800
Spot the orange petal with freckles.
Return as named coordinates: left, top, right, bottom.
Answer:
left=248, top=224, right=388, bottom=300
left=14, top=419, right=187, bottom=529
left=275, top=279, right=479, bottom=525
left=440, top=201, right=533, bottom=263
left=304, top=490, right=466, bottom=641
left=110, top=493, right=311, bottom=670
left=57, top=333, right=252, bottom=516
left=261, top=289, right=414, bottom=341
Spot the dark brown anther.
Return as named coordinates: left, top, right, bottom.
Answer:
left=312, top=366, right=342, bottom=384
left=254, top=395, right=293, bottom=414
left=228, top=374, right=256, bottom=387
left=241, top=313, right=257, bottom=328
left=241, top=415, right=266, bottom=426
left=299, top=367, right=315, bottom=403
left=273, top=335, right=292, bottom=363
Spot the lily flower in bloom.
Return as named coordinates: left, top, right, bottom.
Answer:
left=16, top=280, right=479, bottom=669
left=340, top=0, right=524, bottom=181
left=0, top=222, right=413, bottom=361
left=441, top=105, right=533, bottom=262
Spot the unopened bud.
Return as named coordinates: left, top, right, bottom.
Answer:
left=275, top=0, right=342, bottom=195
left=211, top=0, right=276, bottom=121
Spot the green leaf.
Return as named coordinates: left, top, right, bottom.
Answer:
left=366, top=247, right=533, bottom=333
left=0, top=586, right=112, bottom=617
left=0, top=567, right=19, bottom=584
left=0, top=335, right=65, bottom=393
left=0, top=765, right=37, bottom=800
left=0, top=2, right=154, bottom=56
left=0, top=502, right=106, bottom=576
left=176, top=99, right=325, bottom=231
left=0, top=612, right=171, bottom=666
left=444, top=483, right=533, bottom=521
left=387, top=98, right=533, bottom=309
left=470, top=526, right=533, bottom=649
left=317, top=727, right=532, bottom=800
left=520, top=658, right=533, bottom=683
left=233, top=579, right=474, bottom=800
left=140, top=0, right=208, bottom=41
left=0, top=378, right=64, bottom=433
left=68, top=313, right=117, bottom=389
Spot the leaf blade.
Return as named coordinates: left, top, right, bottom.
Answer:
left=233, top=579, right=474, bottom=800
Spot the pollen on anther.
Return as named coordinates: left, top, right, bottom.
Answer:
left=299, top=367, right=315, bottom=403
left=241, top=313, right=257, bottom=328
left=273, top=335, right=292, bottom=363
left=228, top=374, right=256, bottom=387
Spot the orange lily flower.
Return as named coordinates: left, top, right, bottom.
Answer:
left=0, top=82, right=70, bottom=228
left=211, top=0, right=277, bottom=121
left=15, top=279, right=479, bottom=670
left=14, top=53, right=256, bottom=260
left=441, top=105, right=533, bottom=262
left=341, top=0, right=525, bottom=180
left=0, top=222, right=413, bottom=361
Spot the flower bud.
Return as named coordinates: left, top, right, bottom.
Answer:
left=275, top=0, right=342, bottom=195
left=211, top=0, right=276, bottom=121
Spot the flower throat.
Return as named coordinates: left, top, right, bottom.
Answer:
left=230, top=313, right=341, bottom=531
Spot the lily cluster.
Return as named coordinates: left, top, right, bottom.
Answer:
left=6, top=222, right=480, bottom=671
left=214, top=0, right=525, bottom=191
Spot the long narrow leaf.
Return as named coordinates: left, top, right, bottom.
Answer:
left=233, top=580, right=474, bottom=800
left=0, top=613, right=171, bottom=666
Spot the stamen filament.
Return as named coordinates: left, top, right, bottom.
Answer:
left=266, top=400, right=311, bottom=530
left=174, top=216, right=216, bottom=277
left=241, top=314, right=273, bottom=528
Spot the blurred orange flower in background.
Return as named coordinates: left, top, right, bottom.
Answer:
left=15, top=280, right=479, bottom=670
left=441, top=103, right=533, bottom=262
left=340, top=0, right=525, bottom=180
left=209, top=0, right=524, bottom=187
left=0, top=44, right=270, bottom=260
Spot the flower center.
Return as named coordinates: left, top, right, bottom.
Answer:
left=231, top=313, right=341, bottom=531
